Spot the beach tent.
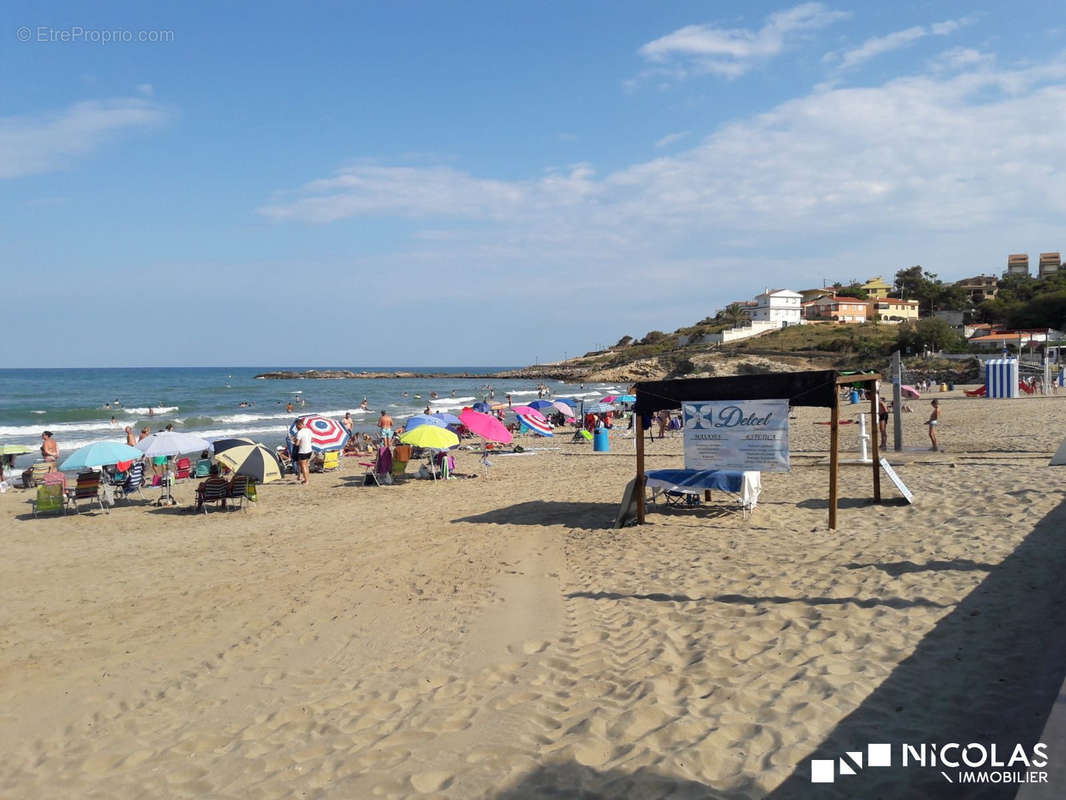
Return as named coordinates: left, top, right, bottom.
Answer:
left=631, top=370, right=882, bottom=530
left=986, top=359, right=1020, bottom=399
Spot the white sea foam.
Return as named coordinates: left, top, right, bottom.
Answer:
left=0, top=421, right=125, bottom=437
left=122, top=406, right=179, bottom=415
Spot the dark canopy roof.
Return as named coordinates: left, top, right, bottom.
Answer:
left=633, top=370, right=840, bottom=414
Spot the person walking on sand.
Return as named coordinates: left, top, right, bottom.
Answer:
left=927, top=399, right=941, bottom=451
left=878, top=393, right=889, bottom=449
left=377, top=410, right=394, bottom=446
left=291, top=417, right=313, bottom=484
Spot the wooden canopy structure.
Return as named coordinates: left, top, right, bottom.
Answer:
left=632, top=370, right=882, bottom=529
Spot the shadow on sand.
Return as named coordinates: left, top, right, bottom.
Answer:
left=766, top=495, right=1066, bottom=799
left=492, top=759, right=756, bottom=799
left=452, top=500, right=619, bottom=530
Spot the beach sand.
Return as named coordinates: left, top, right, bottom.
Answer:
left=2, top=388, right=1066, bottom=798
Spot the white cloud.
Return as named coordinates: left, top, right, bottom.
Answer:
left=636, top=3, right=849, bottom=83
left=829, top=16, right=975, bottom=71
left=259, top=55, right=1066, bottom=307
left=0, top=98, right=169, bottom=179
left=654, top=131, right=691, bottom=149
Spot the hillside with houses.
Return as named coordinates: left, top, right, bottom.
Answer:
left=504, top=252, right=1066, bottom=382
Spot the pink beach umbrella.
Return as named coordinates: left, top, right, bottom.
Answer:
left=550, top=400, right=575, bottom=419
left=901, top=385, right=921, bottom=399
left=510, top=405, right=546, bottom=420
left=459, top=408, right=513, bottom=444
left=601, top=395, right=617, bottom=404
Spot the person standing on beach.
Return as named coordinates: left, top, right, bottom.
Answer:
left=341, top=412, right=354, bottom=439
left=927, top=399, right=941, bottom=451
left=139, top=426, right=151, bottom=442
left=125, top=426, right=137, bottom=447
left=40, top=431, right=58, bottom=465
left=377, top=410, right=394, bottom=446
left=878, top=393, right=889, bottom=449
left=291, top=418, right=313, bottom=484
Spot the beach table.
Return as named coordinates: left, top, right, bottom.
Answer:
left=645, top=468, right=761, bottom=515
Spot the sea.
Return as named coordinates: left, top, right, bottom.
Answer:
left=0, top=368, right=624, bottom=470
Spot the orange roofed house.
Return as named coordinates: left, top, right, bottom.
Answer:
left=804, top=295, right=869, bottom=323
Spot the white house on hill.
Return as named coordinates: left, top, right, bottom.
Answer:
left=749, top=289, right=803, bottom=327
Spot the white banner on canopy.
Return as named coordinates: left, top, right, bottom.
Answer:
left=682, top=399, right=790, bottom=472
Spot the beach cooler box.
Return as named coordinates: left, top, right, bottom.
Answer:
left=593, top=428, right=609, bottom=452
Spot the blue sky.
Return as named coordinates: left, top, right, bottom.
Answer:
left=3, top=1, right=1065, bottom=367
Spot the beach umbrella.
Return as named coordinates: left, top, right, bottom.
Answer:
left=0, top=444, right=32, bottom=456
left=136, top=431, right=212, bottom=458
left=555, top=397, right=578, bottom=407
left=431, top=412, right=461, bottom=426
left=61, top=441, right=145, bottom=471
left=472, top=401, right=491, bottom=413
left=901, top=385, right=921, bottom=399
left=616, top=394, right=637, bottom=403
left=528, top=400, right=554, bottom=411
left=289, top=415, right=349, bottom=451
left=210, top=437, right=256, bottom=454
left=601, top=395, right=617, bottom=404
left=400, top=425, right=459, bottom=450
left=215, top=443, right=283, bottom=483
left=585, top=402, right=615, bottom=414
left=517, top=413, right=553, bottom=437
left=459, top=408, right=512, bottom=444
left=511, top=405, right=546, bottom=419
left=406, top=414, right=447, bottom=431
left=550, top=400, right=576, bottom=418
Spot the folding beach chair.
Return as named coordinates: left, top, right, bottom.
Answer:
left=29, top=461, right=51, bottom=488
left=196, top=480, right=229, bottom=513
left=173, top=457, right=192, bottom=482
left=226, top=476, right=250, bottom=510
left=321, top=450, right=340, bottom=472
left=114, top=461, right=146, bottom=503
left=32, top=484, right=66, bottom=518
left=192, top=458, right=212, bottom=478
left=68, top=472, right=106, bottom=514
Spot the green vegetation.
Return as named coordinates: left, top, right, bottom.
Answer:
left=731, top=322, right=898, bottom=357
left=893, top=317, right=968, bottom=354
left=893, top=266, right=969, bottom=313
left=975, top=271, right=1066, bottom=330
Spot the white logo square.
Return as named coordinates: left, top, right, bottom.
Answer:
left=811, top=759, right=835, bottom=783
left=868, top=743, right=891, bottom=767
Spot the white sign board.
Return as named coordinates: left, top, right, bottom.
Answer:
left=879, top=457, right=914, bottom=503
left=682, top=399, right=790, bottom=472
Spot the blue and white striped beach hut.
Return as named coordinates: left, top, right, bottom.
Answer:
left=985, top=358, right=1019, bottom=398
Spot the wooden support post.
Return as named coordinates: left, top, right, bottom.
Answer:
left=636, top=412, right=646, bottom=524
left=829, top=391, right=840, bottom=530
left=870, top=382, right=881, bottom=502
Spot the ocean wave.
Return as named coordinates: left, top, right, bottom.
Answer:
left=0, top=420, right=128, bottom=437
left=122, top=406, right=179, bottom=415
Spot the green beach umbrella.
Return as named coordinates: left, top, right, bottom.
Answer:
left=0, top=445, right=33, bottom=455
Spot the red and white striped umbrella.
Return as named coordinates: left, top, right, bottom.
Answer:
left=289, top=415, right=350, bottom=451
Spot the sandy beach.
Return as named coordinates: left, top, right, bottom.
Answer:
left=2, top=387, right=1066, bottom=798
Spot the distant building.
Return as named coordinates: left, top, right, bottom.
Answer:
left=1006, top=253, right=1030, bottom=278
left=870, top=298, right=920, bottom=323
left=749, top=289, right=803, bottom=327
left=1039, top=252, right=1061, bottom=278
left=955, top=275, right=998, bottom=303
left=859, top=276, right=893, bottom=299
left=798, top=288, right=833, bottom=303
left=805, top=296, right=869, bottom=323
left=968, top=328, right=1065, bottom=352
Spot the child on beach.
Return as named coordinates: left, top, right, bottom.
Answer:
left=927, top=399, right=941, bottom=451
